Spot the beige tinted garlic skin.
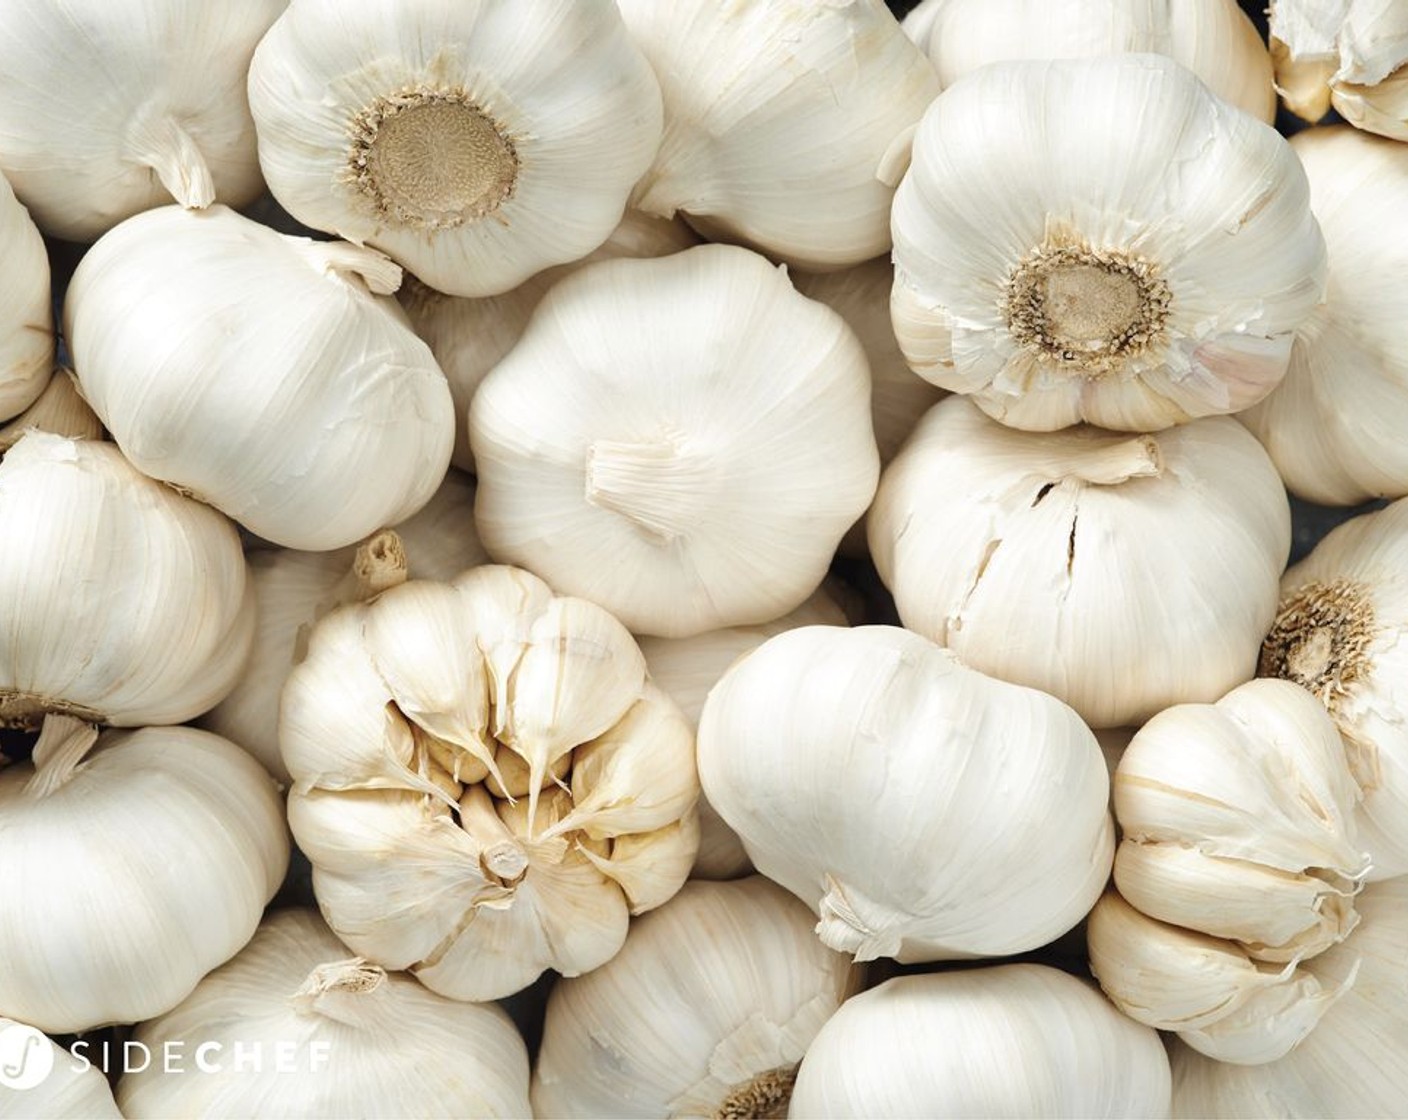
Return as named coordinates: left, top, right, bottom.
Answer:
left=892, top=53, right=1326, bottom=432
left=282, top=565, right=699, bottom=1002
left=0, top=1018, right=122, bottom=1119
left=0, top=369, right=103, bottom=452
left=0, top=171, right=52, bottom=423
left=249, top=0, right=663, bottom=299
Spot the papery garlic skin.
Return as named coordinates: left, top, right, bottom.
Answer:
left=0, top=1019, right=121, bottom=1119
left=65, top=205, right=453, bottom=551
left=790, top=965, right=1171, bottom=1118
left=0, top=171, right=52, bottom=422
left=249, top=0, right=663, bottom=299
left=532, top=877, right=854, bottom=1119
left=117, top=908, right=531, bottom=1119
left=0, top=369, right=102, bottom=452
left=698, top=625, right=1113, bottom=963
left=0, top=719, right=288, bottom=1033
left=471, top=244, right=878, bottom=639
left=0, top=0, right=281, bottom=241
left=892, top=54, right=1326, bottom=432
left=618, top=0, right=940, bottom=271
left=0, top=432, right=253, bottom=728
left=870, top=398, right=1291, bottom=728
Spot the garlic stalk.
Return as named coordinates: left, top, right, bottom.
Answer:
left=0, top=0, right=282, bottom=241
left=0, top=369, right=102, bottom=452
left=892, top=53, right=1326, bottom=431
left=0, top=718, right=288, bottom=1033
left=471, top=244, right=879, bottom=638
left=116, top=908, right=531, bottom=1119
left=0, top=1018, right=121, bottom=1119
left=789, top=965, right=1171, bottom=1118
left=64, top=204, right=454, bottom=551
left=249, top=0, right=663, bottom=299
left=0, top=170, right=51, bottom=423
left=617, top=0, right=941, bottom=271
left=870, top=397, right=1291, bottom=728
left=532, top=877, right=856, bottom=1118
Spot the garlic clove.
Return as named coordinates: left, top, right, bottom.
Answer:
left=578, top=812, right=701, bottom=916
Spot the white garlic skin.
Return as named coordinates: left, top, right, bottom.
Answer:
left=0, top=369, right=103, bottom=451
left=0, top=170, right=52, bottom=423
left=0, top=1019, right=121, bottom=1119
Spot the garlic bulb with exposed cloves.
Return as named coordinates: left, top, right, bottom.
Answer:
left=0, top=370, right=102, bottom=452
left=0, top=0, right=282, bottom=241
left=892, top=53, right=1326, bottom=432
left=248, top=0, right=662, bottom=299
left=0, top=1019, right=121, bottom=1119
left=471, top=244, right=879, bottom=638
left=870, top=398, right=1291, bottom=728
left=0, top=171, right=51, bottom=423
left=617, top=0, right=940, bottom=271
left=64, top=204, right=454, bottom=551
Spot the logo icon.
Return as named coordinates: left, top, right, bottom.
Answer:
left=0, top=1023, right=53, bottom=1091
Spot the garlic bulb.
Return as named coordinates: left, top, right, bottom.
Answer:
left=471, top=244, right=879, bottom=638
left=202, top=470, right=487, bottom=784
left=116, top=908, right=531, bottom=1119
left=248, top=0, right=662, bottom=299
left=533, top=877, right=855, bottom=1118
left=0, top=717, right=288, bottom=1033
left=789, top=965, right=1171, bottom=1118
left=1241, top=128, right=1408, bottom=505
left=910, top=0, right=1276, bottom=122
left=1170, top=876, right=1408, bottom=1117
left=870, top=398, right=1291, bottom=728
left=64, top=204, right=454, bottom=551
left=0, top=432, right=252, bottom=729
left=0, top=1019, right=121, bottom=1119
left=0, top=171, right=51, bottom=423
left=0, top=369, right=102, bottom=452
left=617, top=0, right=941, bottom=271
left=0, top=0, right=281, bottom=241
left=698, top=625, right=1113, bottom=962
left=282, top=565, right=699, bottom=1002
left=892, top=53, right=1326, bottom=432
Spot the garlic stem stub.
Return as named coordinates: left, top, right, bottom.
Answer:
left=892, top=53, right=1326, bottom=432
left=0, top=169, right=52, bottom=423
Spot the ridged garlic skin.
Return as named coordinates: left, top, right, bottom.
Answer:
left=0, top=172, right=52, bottom=423
left=0, top=1019, right=121, bottom=1119
left=0, top=370, right=103, bottom=451
left=1242, top=128, right=1408, bottom=505
left=870, top=398, right=1291, bottom=728
left=532, top=877, right=854, bottom=1119
left=617, top=0, right=941, bottom=271
left=911, top=0, right=1276, bottom=121
left=0, top=721, right=288, bottom=1033
left=471, top=245, right=879, bottom=639
left=789, top=965, right=1171, bottom=1118
left=0, top=0, right=280, bottom=241
left=892, top=53, right=1326, bottom=432
left=248, top=0, right=663, bottom=299
left=698, top=625, right=1114, bottom=963
left=1170, top=876, right=1408, bottom=1118
left=64, top=205, right=454, bottom=551
left=0, top=432, right=253, bottom=729
left=116, top=909, right=532, bottom=1119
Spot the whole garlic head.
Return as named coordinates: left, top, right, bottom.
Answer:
left=0, top=170, right=52, bottom=424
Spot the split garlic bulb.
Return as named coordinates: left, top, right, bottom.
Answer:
left=0, top=0, right=281, bottom=241
left=533, top=877, right=855, bottom=1118
left=892, top=53, right=1326, bottom=431
left=617, top=0, right=940, bottom=271
left=0, top=171, right=51, bottom=423
left=0, top=1019, right=121, bottom=1119
left=870, top=398, right=1291, bottom=728
left=789, top=965, right=1171, bottom=1118
left=471, top=244, right=879, bottom=638
left=0, top=369, right=102, bottom=452
left=117, top=908, right=531, bottom=1119
left=282, top=565, right=699, bottom=1002
left=0, top=718, right=288, bottom=1033
left=698, top=625, right=1113, bottom=962
left=910, top=0, right=1276, bottom=122
left=64, top=204, right=454, bottom=551
left=1241, top=128, right=1408, bottom=505
left=0, top=432, right=253, bottom=729
left=248, top=0, right=662, bottom=299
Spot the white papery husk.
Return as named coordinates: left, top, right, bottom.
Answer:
left=64, top=204, right=454, bottom=551
left=532, top=877, right=856, bottom=1119
left=0, top=719, right=288, bottom=1033
left=1242, top=127, right=1408, bottom=505
left=281, top=565, right=699, bottom=1002
left=617, top=0, right=940, bottom=271
left=0, top=369, right=103, bottom=452
left=116, top=908, right=531, bottom=1119
left=0, top=171, right=52, bottom=422
left=248, top=0, right=663, bottom=299
left=789, top=964, right=1171, bottom=1118
left=0, top=432, right=253, bottom=729
left=697, top=625, right=1114, bottom=963
left=870, top=397, right=1291, bottom=728
left=0, top=1018, right=121, bottom=1119
left=892, top=53, right=1326, bottom=432
left=470, top=244, right=879, bottom=639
